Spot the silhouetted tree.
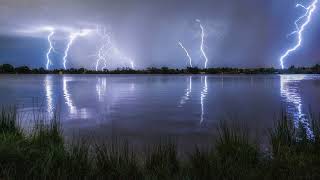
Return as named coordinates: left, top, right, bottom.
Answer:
left=79, top=68, right=86, bottom=74
left=289, top=65, right=296, bottom=70
left=161, top=67, right=169, bottom=74
left=38, top=67, right=46, bottom=74
left=1, top=64, right=14, bottom=73
left=15, top=66, right=31, bottom=73
left=312, top=64, right=320, bottom=73
left=0, top=63, right=320, bottom=74
left=187, top=67, right=201, bottom=74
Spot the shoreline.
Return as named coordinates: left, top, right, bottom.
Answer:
left=1, top=63, right=320, bottom=75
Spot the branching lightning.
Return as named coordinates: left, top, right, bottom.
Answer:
left=113, top=47, right=135, bottom=69
left=95, top=42, right=111, bottom=71
left=196, top=19, right=208, bottom=69
left=95, top=26, right=112, bottom=71
left=280, top=0, right=318, bottom=69
left=178, top=42, right=193, bottom=67
left=94, top=26, right=135, bottom=70
left=63, top=29, right=91, bottom=70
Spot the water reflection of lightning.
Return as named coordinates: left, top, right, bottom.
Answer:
left=196, top=19, right=208, bottom=69
left=178, top=42, right=193, bottom=67
left=45, top=75, right=54, bottom=118
left=63, top=76, right=77, bottom=114
left=200, top=76, right=208, bottom=123
left=280, top=75, right=314, bottom=139
left=280, top=0, right=318, bottom=69
left=45, top=28, right=55, bottom=70
left=63, top=29, right=91, bottom=70
left=96, top=78, right=107, bottom=102
left=179, top=76, right=192, bottom=106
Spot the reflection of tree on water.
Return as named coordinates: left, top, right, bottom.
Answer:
left=280, top=75, right=314, bottom=139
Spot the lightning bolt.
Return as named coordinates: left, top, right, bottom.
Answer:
left=196, top=19, right=209, bottom=69
left=95, top=26, right=112, bottom=71
left=94, top=26, right=135, bottom=70
left=130, top=61, right=135, bottom=69
left=95, top=45, right=112, bottom=71
left=95, top=50, right=103, bottom=71
left=280, top=0, right=318, bottom=69
left=178, top=42, right=193, bottom=67
left=63, top=29, right=91, bottom=70
left=113, top=47, right=135, bottom=69
left=45, top=28, right=55, bottom=70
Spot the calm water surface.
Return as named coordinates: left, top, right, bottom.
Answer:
left=0, top=74, right=320, bottom=145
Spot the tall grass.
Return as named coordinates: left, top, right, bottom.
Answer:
left=267, top=113, right=320, bottom=179
left=95, top=141, right=142, bottom=179
left=1, top=107, right=320, bottom=179
left=145, top=142, right=180, bottom=179
left=0, top=107, right=21, bottom=135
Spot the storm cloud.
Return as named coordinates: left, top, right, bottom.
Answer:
left=0, top=0, right=319, bottom=69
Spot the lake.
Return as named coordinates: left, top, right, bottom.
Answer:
left=0, top=74, right=319, bottom=146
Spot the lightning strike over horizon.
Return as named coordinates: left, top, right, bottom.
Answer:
left=95, top=44, right=112, bottom=71
left=280, top=0, right=318, bottom=69
left=196, top=19, right=209, bottom=69
left=94, top=26, right=135, bottom=70
left=95, top=26, right=112, bottom=71
left=130, top=61, right=135, bottom=69
left=63, top=29, right=92, bottom=70
left=45, top=28, right=55, bottom=70
left=178, top=42, right=193, bottom=67
left=113, top=47, right=135, bottom=69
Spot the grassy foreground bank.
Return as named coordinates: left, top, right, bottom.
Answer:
left=1, top=108, right=320, bottom=179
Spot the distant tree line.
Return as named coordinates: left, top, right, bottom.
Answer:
left=1, top=63, right=320, bottom=74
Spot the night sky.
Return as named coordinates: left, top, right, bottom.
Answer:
left=0, top=0, right=319, bottom=69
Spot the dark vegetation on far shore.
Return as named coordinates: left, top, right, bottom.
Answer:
left=1, top=107, right=320, bottom=179
left=1, top=63, right=320, bottom=75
